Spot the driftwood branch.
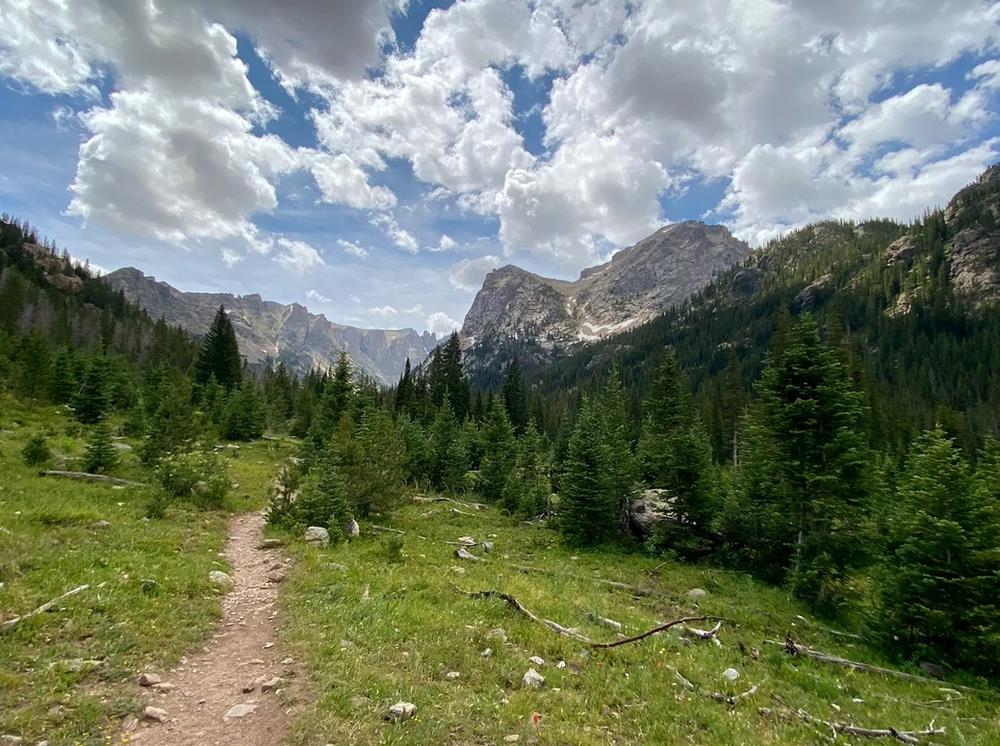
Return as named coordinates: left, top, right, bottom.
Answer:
left=455, top=587, right=593, bottom=643
left=40, top=470, right=145, bottom=487
left=764, top=695, right=945, bottom=743
left=1, top=584, right=90, bottom=632
left=592, top=615, right=732, bottom=649
left=413, top=495, right=488, bottom=510
left=771, top=637, right=986, bottom=694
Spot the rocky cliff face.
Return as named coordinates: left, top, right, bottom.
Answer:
left=104, top=268, right=435, bottom=384
left=460, top=221, right=750, bottom=369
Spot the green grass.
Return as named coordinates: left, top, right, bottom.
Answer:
left=277, top=500, right=1000, bottom=745
left=0, top=395, right=291, bottom=743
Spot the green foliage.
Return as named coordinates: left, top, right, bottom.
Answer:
left=194, top=305, right=242, bottom=390
left=429, top=402, right=467, bottom=493
left=310, top=352, right=353, bottom=444
left=349, top=407, right=406, bottom=516
left=222, top=381, right=266, bottom=441
left=155, top=449, right=230, bottom=509
left=501, top=357, right=529, bottom=434
left=501, top=423, right=552, bottom=517
left=294, top=448, right=351, bottom=535
left=140, top=373, right=199, bottom=464
left=478, top=400, right=516, bottom=502
left=874, top=428, right=1000, bottom=676
left=378, top=534, right=405, bottom=564
left=21, top=433, right=51, bottom=466
left=558, top=398, right=618, bottom=545
left=73, top=354, right=111, bottom=424
left=83, top=420, right=118, bottom=474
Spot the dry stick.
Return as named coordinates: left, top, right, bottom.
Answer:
left=369, top=524, right=405, bottom=535
left=1, top=584, right=90, bottom=633
left=455, top=546, right=484, bottom=562
left=765, top=695, right=945, bottom=744
left=40, top=470, right=145, bottom=487
left=709, top=684, right=759, bottom=706
left=770, top=638, right=989, bottom=694
left=592, top=615, right=733, bottom=649
left=794, top=614, right=863, bottom=641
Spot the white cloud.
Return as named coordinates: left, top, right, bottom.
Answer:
left=369, top=304, right=398, bottom=318
left=221, top=248, right=243, bottom=267
left=310, top=153, right=396, bottom=210
left=426, top=310, right=460, bottom=336
left=371, top=213, right=419, bottom=253
left=449, top=254, right=501, bottom=291
left=275, top=238, right=324, bottom=273
left=305, top=288, right=331, bottom=303
left=337, top=239, right=369, bottom=258
left=433, top=234, right=457, bottom=252
left=970, top=59, right=1000, bottom=89
left=404, top=304, right=424, bottom=314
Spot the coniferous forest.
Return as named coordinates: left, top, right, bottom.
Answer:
left=2, top=164, right=1000, bottom=695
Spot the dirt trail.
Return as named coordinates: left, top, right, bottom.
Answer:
left=123, top=511, right=304, bottom=745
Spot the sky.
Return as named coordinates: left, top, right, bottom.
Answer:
left=1, top=1, right=999, bottom=336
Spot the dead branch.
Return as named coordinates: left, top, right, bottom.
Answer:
left=370, top=524, right=405, bottom=535
left=592, top=615, right=733, bottom=649
left=770, top=637, right=987, bottom=694
left=414, top=495, right=488, bottom=510
left=683, top=620, right=723, bottom=645
left=668, top=666, right=696, bottom=690
left=763, top=695, right=945, bottom=743
left=1, top=584, right=90, bottom=633
left=455, top=546, right=484, bottom=562
left=451, top=508, right=483, bottom=517
left=588, top=612, right=623, bottom=631
left=795, top=614, right=863, bottom=640
left=40, top=470, right=145, bottom=487
left=710, top=684, right=759, bottom=707
left=454, top=587, right=593, bottom=643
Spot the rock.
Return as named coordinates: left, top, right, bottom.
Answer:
left=920, top=661, right=946, bottom=679
left=791, top=273, right=834, bottom=313
left=191, top=480, right=209, bottom=496
left=450, top=566, right=466, bottom=575
left=455, top=546, right=483, bottom=562
left=457, top=536, right=477, bottom=546
left=137, top=672, right=162, bottom=687
left=884, top=235, right=920, bottom=265
left=53, top=658, right=102, bottom=673
left=346, top=518, right=360, bottom=538
left=152, top=682, right=175, bottom=692
left=528, top=656, right=545, bottom=666
left=142, top=706, right=169, bottom=723
left=487, top=628, right=508, bottom=643
left=522, top=668, right=545, bottom=688
left=260, top=677, right=284, bottom=693
left=481, top=541, right=494, bottom=553
left=208, top=570, right=234, bottom=591
left=686, top=588, right=708, bottom=599
left=90, top=520, right=112, bottom=529
left=445, top=671, right=461, bottom=680
left=241, top=681, right=257, bottom=693
left=224, top=703, right=257, bottom=719
left=386, top=701, right=417, bottom=721
left=304, top=526, right=330, bottom=546
left=267, top=571, right=287, bottom=584
left=504, top=736, right=521, bottom=743
left=258, top=538, right=283, bottom=549
left=624, top=489, right=676, bottom=538
left=481, top=648, right=493, bottom=658
left=0, top=736, right=23, bottom=744
left=556, top=660, right=566, bottom=669
left=722, top=668, right=740, bottom=681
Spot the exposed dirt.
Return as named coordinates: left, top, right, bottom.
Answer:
left=122, top=511, right=305, bottom=745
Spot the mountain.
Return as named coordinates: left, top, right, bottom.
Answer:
left=459, top=221, right=751, bottom=379
left=528, top=163, right=1000, bottom=453
left=103, top=267, right=436, bottom=384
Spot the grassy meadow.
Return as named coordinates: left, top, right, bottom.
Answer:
left=0, top=394, right=290, bottom=743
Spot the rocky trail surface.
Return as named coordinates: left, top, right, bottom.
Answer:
left=121, top=511, right=304, bottom=745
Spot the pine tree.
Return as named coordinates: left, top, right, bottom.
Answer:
left=296, top=448, right=351, bottom=535
left=478, top=400, right=517, bottom=502
left=875, top=429, right=1000, bottom=676
left=194, top=305, right=242, bottom=390
left=721, top=315, right=874, bottom=610
left=594, top=361, right=637, bottom=514
left=351, top=408, right=405, bottom=516
left=310, top=352, right=353, bottom=443
left=222, top=381, right=266, bottom=441
left=74, top=353, right=111, bottom=424
left=502, top=423, right=551, bottom=517
left=440, top=333, right=470, bottom=420
left=140, top=375, right=198, bottom=464
left=502, top=357, right=529, bottom=434
left=21, top=434, right=51, bottom=467
left=395, top=358, right=414, bottom=414
left=429, top=402, right=466, bottom=493
left=50, top=346, right=78, bottom=403
left=559, top=398, right=618, bottom=545
left=84, top=419, right=118, bottom=474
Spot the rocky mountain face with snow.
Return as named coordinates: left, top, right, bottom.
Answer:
left=459, top=221, right=751, bottom=373
left=104, top=267, right=435, bottom=384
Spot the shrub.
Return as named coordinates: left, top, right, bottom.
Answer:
left=156, top=450, right=230, bottom=509
left=21, top=434, right=51, bottom=467
left=83, top=420, right=118, bottom=474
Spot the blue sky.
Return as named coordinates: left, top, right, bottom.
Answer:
left=1, top=0, right=998, bottom=335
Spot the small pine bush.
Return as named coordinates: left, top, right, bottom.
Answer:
left=156, top=450, right=230, bottom=509
left=84, top=420, right=118, bottom=474
left=21, top=434, right=51, bottom=467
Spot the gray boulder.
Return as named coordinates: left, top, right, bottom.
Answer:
left=624, top=489, right=676, bottom=538
left=305, top=526, right=330, bottom=546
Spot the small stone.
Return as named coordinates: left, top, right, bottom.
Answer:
left=522, top=668, right=544, bottom=688
left=722, top=668, right=740, bottom=681
left=224, top=703, right=257, bottom=719
left=487, top=628, right=508, bottom=643
left=260, top=677, right=284, bottom=693
left=90, top=520, right=112, bottom=529
left=281, top=657, right=294, bottom=665
left=143, top=706, right=168, bottom=723
left=263, top=642, right=274, bottom=649
left=346, top=518, right=360, bottom=538
left=267, top=571, right=286, bottom=584
left=528, top=655, right=545, bottom=666
left=504, top=736, right=520, bottom=743
left=0, top=736, right=23, bottom=745
left=339, top=639, right=354, bottom=648
left=556, top=660, right=566, bottom=669
left=241, top=681, right=257, bottom=693
left=258, top=538, right=283, bottom=549
left=386, top=701, right=417, bottom=721
left=445, top=671, right=461, bottom=680
left=208, top=570, right=234, bottom=591
left=482, top=541, right=494, bottom=553
left=481, top=648, right=493, bottom=658
left=687, top=588, right=708, bottom=599
left=138, top=672, right=162, bottom=687
left=457, top=536, right=477, bottom=546
left=450, top=566, right=466, bottom=575
left=152, top=682, right=176, bottom=692
left=304, top=526, right=330, bottom=546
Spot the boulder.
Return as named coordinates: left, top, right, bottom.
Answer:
left=792, top=273, right=834, bottom=312
left=208, top=571, right=234, bottom=592
left=137, top=672, right=162, bottom=687
left=686, top=588, right=708, bottom=599
left=386, top=701, right=417, bottom=721
left=623, top=489, right=676, bottom=538
left=346, top=518, right=360, bottom=538
left=522, top=668, right=544, bottom=688
left=142, top=706, right=168, bottom=723
left=884, top=235, right=919, bottom=265
left=305, top=526, right=330, bottom=546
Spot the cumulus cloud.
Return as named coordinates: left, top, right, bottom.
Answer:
left=426, top=310, right=460, bottom=336
left=275, top=238, right=324, bottom=273
left=371, top=213, right=419, bottom=254
left=305, top=288, right=331, bottom=303
left=449, top=255, right=501, bottom=291
left=369, top=304, right=398, bottom=318
left=433, top=234, right=457, bottom=252
left=337, top=239, right=369, bottom=259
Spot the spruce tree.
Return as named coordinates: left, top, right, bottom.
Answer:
left=502, top=357, right=529, bottom=434
left=875, top=429, right=1000, bottom=675
left=351, top=408, right=406, bottom=516
left=440, top=333, right=470, bottom=420
left=50, top=346, right=78, bottom=403
left=478, top=400, right=517, bottom=502
left=559, top=398, right=617, bottom=545
left=594, top=361, right=637, bottom=514
left=395, top=358, right=414, bottom=414
left=74, top=353, right=111, bottom=424
left=296, top=448, right=351, bottom=535
left=194, top=305, right=242, bottom=390
left=84, top=419, right=118, bottom=474
left=502, top=423, right=552, bottom=517
left=310, top=352, right=353, bottom=443
left=222, top=381, right=266, bottom=441
left=429, top=402, right=466, bottom=493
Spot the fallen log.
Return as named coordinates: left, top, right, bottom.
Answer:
left=770, top=637, right=987, bottom=694
left=763, top=695, right=945, bottom=743
left=591, top=615, right=732, bottom=649
left=370, top=524, right=405, bottom=535
left=1, top=584, right=90, bottom=633
left=40, top=470, right=145, bottom=487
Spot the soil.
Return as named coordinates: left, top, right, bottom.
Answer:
left=121, top=511, right=305, bottom=745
